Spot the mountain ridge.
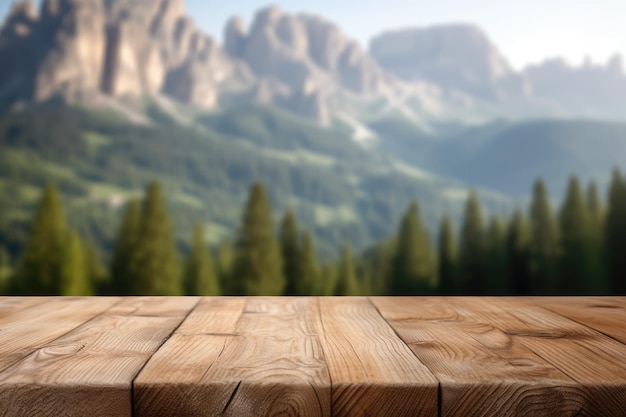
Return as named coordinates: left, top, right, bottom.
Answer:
left=3, top=0, right=626, bottom=128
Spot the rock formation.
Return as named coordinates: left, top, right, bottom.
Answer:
left=523, top=55, right=626, bottom=119
left=4, top=1, right=626, bottom=125
left=0, top=0, right=249, bottom=110
left=224, top=6, right=389, bottom=97
left=369, top=25, right=528, bottom=101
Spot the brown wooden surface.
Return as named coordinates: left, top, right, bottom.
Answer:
left=0, top=297, right=197, bottom=417
left=135, top=297, right=330, bottom=417
left=0, top=297, right=625, bottom=416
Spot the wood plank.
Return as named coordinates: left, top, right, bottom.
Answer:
left=371, top=297, right=583, bottom=417
left=135, top=297, right=330, bottom=417
left=459, top=297, right=626, bottom=416
left=533, top=297, right=626, bottom=344
left=319, top=297, right=438, bottom=417
left=0, top=297, right=52, bottom=319
left=0, top=296, right=198, bottom=417
left=0, top=297, right=120, bottom=373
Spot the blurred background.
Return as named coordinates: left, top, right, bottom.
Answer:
left=1, top=0, right=625, bottom=296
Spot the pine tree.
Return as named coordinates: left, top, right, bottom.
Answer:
left=391, top=202, right=437, bottom=295
left=438, top=216, right=459, bottom=295
left=587, top=181, right=608, bottom=293
left=507, top=211, right=531, bottom=295
left=0, top=248, right=12, bottom=295
left=460, top=191, right=486, bottom=295
left=280, top=210, right=301, bottom=295
left=59, top=232, right=92, bottom=296
left=558, top=177, right=594, bottom=294
left=356, top=259, right=374, bottom=296
left=83, top=240, right=107, bottom=294
left=528, top=179, right=560, bottom=294
left=335, top=244, right=359, bottom=296
left=299, top=230, right=320, bottom=295
left=129, top=182, right=181, bottom=295
left=109, top=201, right=140, bottom=294
left=366, top=238, right=396, bottom=295
left=319, top=264, right=338, bottom=296
left=232, top=182, right=284, bottom=295
left=587, top=181, right=605, bottom=230
left=484, top=216, right=508, bottom=295
left=217, top=240, right=235, bottom=294
left=605, top=169, right=626, bottom=295
left=184, top=223, right=220, bottom=296
left=15, top=183, right=67, bottom=295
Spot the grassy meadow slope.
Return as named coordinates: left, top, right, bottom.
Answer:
left=0, top=103, right=512, bottom=260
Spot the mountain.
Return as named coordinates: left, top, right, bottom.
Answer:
left=0, top=0, right=474, bottom=129
left=0, top=103, right=513, bottom=260
left=440, top=119, right=626, bottom=195
left=0, top=0, right=251, bottom=113
left=523, top=56, right=626, bottom=120
left=369, top=25, right=529, bottom=102
left=2, top=0, right=626, bottom=262
left=370, top=117, right=626, bottom=196
left=4, top=1, right=626, bottom=126
left=369, top=24, right=626, bottom=122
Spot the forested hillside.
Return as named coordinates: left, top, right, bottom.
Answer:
left=3, top=171, right=624, bottom=296
left=3, top=102, right=626, bottom=296
left=0, top=103, right=513, bottom=264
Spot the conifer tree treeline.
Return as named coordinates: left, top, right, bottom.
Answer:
left=4, top=171, right=626, bottom=296
left=11, top=183, right=93, bottom=295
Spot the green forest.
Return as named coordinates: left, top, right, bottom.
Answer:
left=2, top=170, right=625, bottom=296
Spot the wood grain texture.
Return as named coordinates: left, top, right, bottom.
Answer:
left=0, top=297, right=50, bottom=319
left=318, top=297, right=438, bottom=417
left=135, top=297, right=330, bottom=417
left=1, top=296, right=626, bottom=416
left=0, top=297, right=119, bottom=373
left=534, top=296, right=626, bottom=344
left=465, top=297, right=626, bottom=416
left=0, top=297, right=197, bottom=417
left=371, top=297, right=585, bottom=417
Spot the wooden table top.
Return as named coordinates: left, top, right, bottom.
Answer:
left=0, top=297, right=625, bottom=416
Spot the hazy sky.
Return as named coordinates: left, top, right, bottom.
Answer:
left=0, top=0, right=622, bottom=70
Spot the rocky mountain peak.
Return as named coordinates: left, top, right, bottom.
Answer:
left=5, top=1, right=626, bottom=126
left=224, top=16, right=246, bottom=58
left=0, top=0, right=248, bottom=110
left=0, top=0, right=38, bottom=41
left=369, top=24, right=519, bottom=100
left=607, top=54, right=623, bottom=77
left=224, top=6, right=388, bottom=97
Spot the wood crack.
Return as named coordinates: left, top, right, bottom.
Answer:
left=221, top=380, right=242, bottom=415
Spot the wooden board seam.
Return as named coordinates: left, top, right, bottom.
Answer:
left=536, top=303, right=626, bottom=350
left=130, top=297, right=202, bottom=414
left=197, top=300, right=246, bottom=385
left=445, top=298, right=579, bottom=384
left=367, top=296, right=442, bottom=384
left=484, top=300, right=626, bottom=385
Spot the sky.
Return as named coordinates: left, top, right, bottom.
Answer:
left=0, top=0, right=623, bottom=70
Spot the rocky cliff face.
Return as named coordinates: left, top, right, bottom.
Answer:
left=369, top=25, right=529, bottom=101
left=523, top=56, right=626, bottom=119
left=225, top=7, right=389, bottom=97
left=0, top=0, right=249, bottom=110
left=221, top=6, right=398, bottom=124
left=368, top=24, right=626, bottom=121
left=0, top=1, right=39, bottom=101
left=4, top=1, right=625, bottom=127
left=0, top=1, right=396, bottom=125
